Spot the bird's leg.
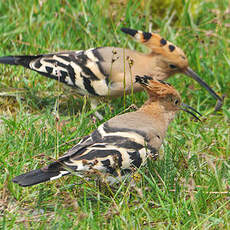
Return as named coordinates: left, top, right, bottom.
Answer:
left=90, top=98, right=104, bottom=120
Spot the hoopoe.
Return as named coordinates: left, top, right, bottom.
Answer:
left=0, top=28, right=222, bottom=119
left=12, top=75, right=201, bottom=187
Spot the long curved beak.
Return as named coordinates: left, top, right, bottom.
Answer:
left=180, top=103, right=202, bottom=121
left=184, top=67, right=222, bottom=102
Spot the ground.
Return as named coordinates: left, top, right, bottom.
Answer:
left=0, top=0, right=229, bottom=229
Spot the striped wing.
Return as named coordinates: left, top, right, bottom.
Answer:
left=13, top=122, right=160, bottom=186
left=27, top=49, right=112, bottom=96
left=59, top=123, right=152, bottom=176
left=12, top=122, right=157, bottom=187
left=0, top=48, right=112, bottom=96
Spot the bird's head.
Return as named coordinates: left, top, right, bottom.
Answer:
left=135, top=75, right=202, bottom=121
left=121, top=28, right=222, bottom=104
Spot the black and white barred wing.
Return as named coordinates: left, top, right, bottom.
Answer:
left=0, top=48, right=112, bottom=97
left=12, top=123, right=155, bottom=187
left=55, top=123, right=149, bottom=173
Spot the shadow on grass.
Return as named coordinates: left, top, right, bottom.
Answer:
left=0, top=87, right=87, bottom=117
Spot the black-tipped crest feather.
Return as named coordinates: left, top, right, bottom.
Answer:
left=121, top=28, right=138, bottom=37
left=135, top=75, right=153, bottom=85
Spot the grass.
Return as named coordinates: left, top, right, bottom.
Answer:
left=0, top=0, right=229, bottom=229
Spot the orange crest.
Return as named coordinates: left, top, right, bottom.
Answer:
left=135, top=75, right=181, bottom=99
left=121, top=28, right=188, bottom=69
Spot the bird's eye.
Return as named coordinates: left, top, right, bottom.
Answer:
left=174, top=99, right=179, bottom=105
left=169, top=64, right=177, bottom=69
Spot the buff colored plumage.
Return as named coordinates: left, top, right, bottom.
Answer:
left=0, top=28, right=222, bottom=119
left=12, top=75, right=201, bottom=187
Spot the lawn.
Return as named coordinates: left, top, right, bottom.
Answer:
left=0, top=0, right=229, bottom=229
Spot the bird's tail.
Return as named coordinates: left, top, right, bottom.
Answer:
left=12, top=161, right=72, bottom=187
left=0, top=53, right=84, bottom=90
left=0, top=55, right=42, bottom=68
